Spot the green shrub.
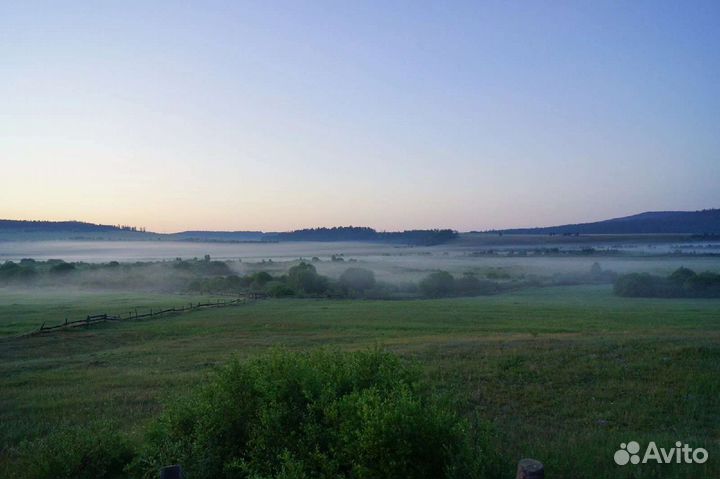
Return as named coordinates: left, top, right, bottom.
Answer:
left=339, top=267, right=376, bottom=292
left=454, top=272, right=498, bottom=295
left=266, top=281, right=296, bottom=297
left=0, top=261, right=36, bottom=281
left=49, top=262, right=76, bottom=274
left=131, top=349, right=491, bottom=479
left=614, top=273, right=660, bottom=296
left=419, top=271, right=456, bottom=297
left=250, top=271, right=273, bottom=286
left=614, top=268, right=720, bottom=298
left=669, top=266, right=695, bottom=283
left=485, top=269, right=511, bottom=280
left=686, top=271, right=720, bottom=296
left=287, top=262, right=328, bottom=295
left=5, top=422, right=134, bottom=479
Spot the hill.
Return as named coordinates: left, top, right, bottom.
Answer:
left=0, top=220, right=158, bottom=241
left=0, top=221, right=458, bottom=245
left=497, top=209, right=720, bottom=235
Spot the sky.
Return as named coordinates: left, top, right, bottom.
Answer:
left=2, top=1, right=719, bottom=233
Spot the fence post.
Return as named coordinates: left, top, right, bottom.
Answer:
left=159, top=464, right=184, bottom=479
left=516, top=458, right=544, bottom=479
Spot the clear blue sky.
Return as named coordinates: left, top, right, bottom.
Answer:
left=2, top=1, right=719, bottom=232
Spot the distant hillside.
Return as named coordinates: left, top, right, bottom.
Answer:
left=0, top=220, right=157, bottom=240
left=0, top=221, right=458, bottom=245
left=498, top=209, right=720, bottom=235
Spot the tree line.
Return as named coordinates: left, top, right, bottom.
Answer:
left=269, top=227, right=458, bottom=245
left=614, top=267, right=720, bottom=298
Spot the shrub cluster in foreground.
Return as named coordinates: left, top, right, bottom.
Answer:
left=5, top=350, right=502, bottom=479
left=130, top=349, right=499, bottom=479
left=7, top=421, right=134, bottom=479
left=614, top=267, right=720, bottom=298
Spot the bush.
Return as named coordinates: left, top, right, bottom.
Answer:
left=0, top=261, right=36, bottom=281
left=6, top=422, right=134, bottom=479
left=686, top=271, right=720, bottom=296
left=287, top=262, right=328, bottom=295
left=485, top=269, right=511, bottom=280
left=613, top=272, right=664, bottom=297
left=614, top=268, right=720, bottom=298
left=250, top=271, right=273, bottom=285
left=131, top=349, right=490, bottom=479
left=339, top=267, right=376, bottom=292
left=455, top=272, right=498, bottom=295
left=49, top=262, right=76, bottom=274
left=266, top=281, right=295, bottom=297
left=419, top=271, right=456, bottom=297
left=669, top=266, right=696, bottom=283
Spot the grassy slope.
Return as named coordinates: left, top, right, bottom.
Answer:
left=1, top=285, right=718, bottom=478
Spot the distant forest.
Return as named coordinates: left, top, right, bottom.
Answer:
left=0, top=220, right=145, bottom=233
left=269, top=227, right=458, bottom=245
left=4, top=208, right=719, bottom=242
left=0, top=221, right=457, bottom=245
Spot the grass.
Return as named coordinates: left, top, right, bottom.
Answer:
left=0, top=288, right=233, bottom=336
left=1, top=285, right=718, bottom=477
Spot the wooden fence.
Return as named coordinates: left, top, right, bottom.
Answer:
left=23, top=294, right=265, bottom=337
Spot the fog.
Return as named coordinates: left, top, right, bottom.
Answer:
left=0, top=240, right=402, bottom=263
left=2, top=238, right=719, bottom=293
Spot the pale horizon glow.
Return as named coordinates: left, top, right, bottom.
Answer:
left=2, top=1, right=719, bottom=233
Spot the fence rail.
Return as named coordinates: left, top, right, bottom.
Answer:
left=23, top=295, right=260, bottom=337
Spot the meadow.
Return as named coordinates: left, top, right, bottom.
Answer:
left=1, top=284, right=718, bottom=478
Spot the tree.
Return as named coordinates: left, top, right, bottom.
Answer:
left=339, top=267, right=376, bottom=292
left=455, top=272, right=480, bottom=294
left=50, top=262, right=76, bottom=274
left=288, top=262, right=328, bottom=294
left=669, top=266, right=696, bottom=283
left=266, top=281, right=295, bottom=297
left=419, top=271, right=455, bottom=297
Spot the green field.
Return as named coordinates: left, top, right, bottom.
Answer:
left=1, top=285, right=719, bottom=477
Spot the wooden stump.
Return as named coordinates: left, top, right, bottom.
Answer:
left=516, top=458, right=544, bottom=479
left=159, top=464, right=184, bottom=479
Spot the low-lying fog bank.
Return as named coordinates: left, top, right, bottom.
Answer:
left=1, top=237, right=719, bottom=300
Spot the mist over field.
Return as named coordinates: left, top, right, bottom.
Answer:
left=2, top=236, right=719, bottom=286
left=3, top=236, right=720, bottom=476
left=3, top=0, right=720, bottom=477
